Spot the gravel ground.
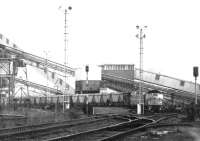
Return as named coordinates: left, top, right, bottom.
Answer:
left=122, top=114, right=200, bottom=141
left=125, top=126, right=199, bottom=141
left=0, top=107, right=87, bottom=129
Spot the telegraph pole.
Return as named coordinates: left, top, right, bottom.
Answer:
left=136, top=25, right=147, bottom=114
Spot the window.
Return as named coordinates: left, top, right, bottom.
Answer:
left=13, top=44, right=17, bottom=48
left=36, top=62, right=40, bottom=67
left=44, top=68, right=47, bottom=73
left=180, top=81, right=185, bottom=86
left=52, top=72, right=55, bottom=79
left=59, top=79, right=63, bottom=85
left=6, top=38, right=9, bottom=44
left=155, top=74, right=160, bottom=80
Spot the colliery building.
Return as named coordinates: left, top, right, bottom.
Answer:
left=75, top=80, right=101, bottom=94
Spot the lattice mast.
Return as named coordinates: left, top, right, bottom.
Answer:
left=60, top=5, right=72, bottom=112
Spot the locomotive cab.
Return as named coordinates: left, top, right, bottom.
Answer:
left=146, top=90, right=163, bottom=113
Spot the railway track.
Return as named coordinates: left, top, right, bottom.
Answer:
left=0, top=114, right=110, bottom=135
left=45, top=113, right=178, bottom=141
left=0, top=114, right=131, bottom=141
left=121, top=122, right=194, bottom=141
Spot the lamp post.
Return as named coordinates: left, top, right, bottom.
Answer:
left=136, top=25, right=147, bottom=114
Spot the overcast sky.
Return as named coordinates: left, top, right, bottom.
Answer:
left=0, top=0, right=200, bottom=81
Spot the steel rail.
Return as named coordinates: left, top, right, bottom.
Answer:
left=0, top=115, right=127, bottom=140
left=0, top=115, right=115, bottom=135
left=45, top=117, right=154, bottom=141
left=98, top=113, right=178, bottom=141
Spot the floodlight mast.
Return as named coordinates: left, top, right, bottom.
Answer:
left=59, top=5, right=72, bottom=113
left=136, top=25, right=147, bottom=114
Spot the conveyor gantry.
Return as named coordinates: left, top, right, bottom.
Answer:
left=0, top=44, right=75, bottom=76
left=0, top=34, right=75, bottom=97
left=15, top=78, right=64, bottom=96
left=101, top=64, right=200, bottom=102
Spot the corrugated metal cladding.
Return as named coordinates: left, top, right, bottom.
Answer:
left=75, top=80, right=102, bottom=94
left=101, top=64, right=135, bottom=80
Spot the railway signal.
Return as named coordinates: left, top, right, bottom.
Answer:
left=193, top=66, right=198, bottom=104
left=85, top=65, right=89, bottom=84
